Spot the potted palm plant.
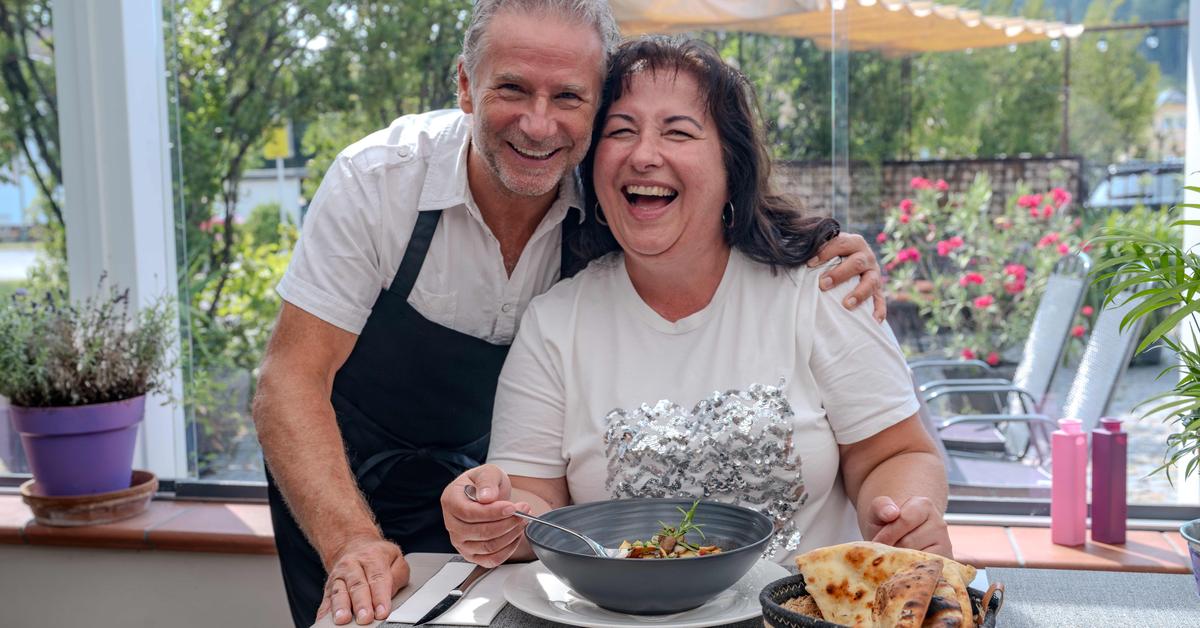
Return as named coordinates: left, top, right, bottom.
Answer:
left=1092, top=196, right=1200, bottom=593
left=0, top=280, right=174, bottom=498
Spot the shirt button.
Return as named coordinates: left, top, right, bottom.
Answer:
left=396, top=147, right=412, bottom=160
left=501, top=303, right=514, bottom=313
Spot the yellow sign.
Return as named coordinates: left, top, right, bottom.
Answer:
left=263, top=124, right=292, bottom=160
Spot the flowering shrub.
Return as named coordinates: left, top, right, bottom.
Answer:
left=880, top=174, right=1084, bottom=362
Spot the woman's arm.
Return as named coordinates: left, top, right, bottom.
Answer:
left=504, top=475, right=571, bottom=562
left=838, top=415, right=951, bottom=557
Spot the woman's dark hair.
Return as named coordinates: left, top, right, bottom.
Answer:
left=569, top=36, right=839, bottom=275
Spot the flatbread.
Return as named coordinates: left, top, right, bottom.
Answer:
left=872, top=559, right=942, bottom=628
left=795, top=542, right=976, bottom=628
left=921, top=586, right=965, bottom=627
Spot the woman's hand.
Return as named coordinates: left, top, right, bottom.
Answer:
left=867, top=495, right=952, bottom=558
left=441, top=464, right=531, bottom=567
left=808, top=232, right=886, bottom=322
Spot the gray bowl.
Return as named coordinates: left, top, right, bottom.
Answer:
left=525, top=498, right=775, bottom=615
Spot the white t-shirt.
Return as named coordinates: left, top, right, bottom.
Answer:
left=277, top=109, right=583, bottom=342
left=488, top=250, right=920, bottom=562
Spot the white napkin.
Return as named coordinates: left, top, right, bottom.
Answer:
left=386, top=560, right=519, bottom=626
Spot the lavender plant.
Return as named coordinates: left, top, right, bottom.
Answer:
left=0, top=280, right=175, bottom=408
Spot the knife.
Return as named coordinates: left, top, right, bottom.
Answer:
left=411, top=563, right=492, bottom=626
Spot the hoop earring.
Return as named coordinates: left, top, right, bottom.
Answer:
left=723, top=201, right=735, bottom=229
left=595, top=203, right=609, bottom=227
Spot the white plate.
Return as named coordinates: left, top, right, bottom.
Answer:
left=502, top=558, right=789, bottom=628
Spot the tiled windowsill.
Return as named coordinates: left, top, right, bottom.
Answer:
left=0, top=493, right=1192, bottom=573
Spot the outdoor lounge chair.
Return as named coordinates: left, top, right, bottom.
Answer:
left=922, top=288, right=1147, bottom=497
left=911, top=253, right=1091, bottom=457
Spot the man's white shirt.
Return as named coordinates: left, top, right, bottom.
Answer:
left=277, top=109, right=583, bottom=344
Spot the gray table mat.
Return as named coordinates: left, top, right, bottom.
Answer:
left=368, top=558, right=1200, bottom=628
left=988, top=567, right=1200, bottom=628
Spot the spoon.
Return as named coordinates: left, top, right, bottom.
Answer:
left=463, top=484, right=617, bottom=558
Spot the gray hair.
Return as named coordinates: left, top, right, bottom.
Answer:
left=461, top=0, right=621, bottom=80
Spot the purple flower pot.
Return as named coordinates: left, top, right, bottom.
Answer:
left=1180, top=519, right=1200, bottom=597
left=9, top=396, right=145, bottom=496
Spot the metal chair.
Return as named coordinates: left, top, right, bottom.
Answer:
left=923, top=288, right=1146, bottom=497
left=912, top=252, right=1091, bottom=457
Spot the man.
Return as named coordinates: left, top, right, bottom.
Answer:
left=253, top=1, right=884, bottom=627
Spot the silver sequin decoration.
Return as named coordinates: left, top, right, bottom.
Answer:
left=603, top=380, right=806, bottom=558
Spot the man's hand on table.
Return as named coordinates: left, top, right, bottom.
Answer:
left=809, top=232, right=887, bottom=322
left=442, top=464, right=531, bottom=568
left=867, top=495, right=952, bottom=558
left=316, top=535, right=410, bottom=625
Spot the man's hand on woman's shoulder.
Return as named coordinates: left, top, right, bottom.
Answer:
left=808, top=232, right=887, bottom=322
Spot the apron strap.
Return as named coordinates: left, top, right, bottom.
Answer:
left=354, top=430, right=490, bottom=496
left=560, top=206, right=583, bottom=279
left=388, top=210, right=442, bottom=297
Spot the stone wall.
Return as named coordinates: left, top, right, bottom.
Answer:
left=771, top=156, right=1085, bottom=229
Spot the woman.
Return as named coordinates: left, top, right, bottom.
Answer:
left=442, top=36, right=949, bottom=567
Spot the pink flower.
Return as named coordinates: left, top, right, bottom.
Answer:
left=961, top=348, right=976, bottom=360
left=1081, top=305, right=1094, bottom=317
left=1052, top=187, right=1072, bottom=207
left=897, top=247, right=921, bottom=263
left=1037, top=232, right=1061, bottom=249
left=1082, top=242, right=1093, bottom=253
left=911, top=177, right=933, bottom=190
left=959, top=272, right=986, bottom=287
left=1057, top=243, right=1070, bottom=255
left=935, top=179, right=949, bottom=191
left=936, top=236, right=965, bottom=257
left=899, top=213, right=911, bottom=224
left=986, top=351, right=1001, bottom=366
left=1004, top=280, right=1026, bottom=294
left=1018, top=194, right=1043, bottom=209
left=1004, top=264, right=1027, bottom=279
left=973, top=295, right=995, bottom=309
left=1030, top=207, right=1041, bottom=219
left=876, top=232, right=887, bottom=244
left=1042, top=205, right=1054, bottom=218
left=899, top=198, right=914, bottom=213
left=1071, top=325, right=1086, bottom=338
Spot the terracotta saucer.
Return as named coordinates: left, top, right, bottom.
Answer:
left=20, top=470, right=158, bottom=527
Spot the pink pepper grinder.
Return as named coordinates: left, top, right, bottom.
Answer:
left=1051, top=418, right=1087, bottom=546
left=1091, top=418, right=1127, bottom=544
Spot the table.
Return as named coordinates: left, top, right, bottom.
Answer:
left=312, top=555, right=1200, bottom=628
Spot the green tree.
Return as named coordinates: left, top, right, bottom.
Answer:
left=0, top=0, right=60, bottom=226
left=1069, top=0, right=1160, bottom=163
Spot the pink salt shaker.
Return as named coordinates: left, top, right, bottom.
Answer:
left=1051, top=418, right=1087, bottom=546
left=1091, top=418, right=1127, bottom=544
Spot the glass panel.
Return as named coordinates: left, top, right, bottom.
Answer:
left=166, top=1, right=470, bottom=481
left=0, top=1, right=63, bottom=477
left=868, top=0, right=1193, bottom=507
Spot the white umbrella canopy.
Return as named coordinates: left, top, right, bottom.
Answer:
left=610, top=0, right=1084, bottom=55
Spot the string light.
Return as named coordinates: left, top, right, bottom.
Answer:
left=1096, top=38, right=1108, bottom=52
left=1145, top=34, right=1159, bottom=49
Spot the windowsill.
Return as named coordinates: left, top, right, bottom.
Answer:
left=0, top=493, right=1192, bottom=573
left=0, top=494, right=274, bottom=554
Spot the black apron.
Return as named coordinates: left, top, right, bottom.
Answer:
left=267, top=208, right=579, bottom=628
